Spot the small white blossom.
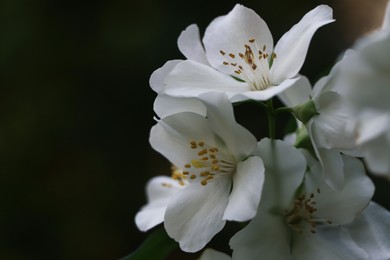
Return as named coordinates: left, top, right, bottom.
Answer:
left=229, top=139, right=376, bottom=259
left=149, top=93, right=265, bottom=252
left=161, top=4, right=334, bottom=102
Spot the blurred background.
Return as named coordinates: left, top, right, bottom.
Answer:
left=0, top=0, right=389, bottom=259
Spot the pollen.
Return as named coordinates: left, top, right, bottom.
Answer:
left=183, top=140, right=235, bottom=186
left=285, top=188, right=332, bottom=234
left=216, top=38, right=278, bottom=91
left=170, top=165, right=188, bottom=186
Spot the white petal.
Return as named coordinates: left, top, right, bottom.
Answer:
left=149, top=112, right=216, bottom=168
left=230, top=210, right=291, bottom=260
left=153, top=95, right=207, bottom=118
left=256, top=138, right=306, bottom=210
left=203, top=4, right=273, bottom=75
left=308, top=120, right=344, bottom=189
left=135, top=176, right=184, bottom=231
left=314, top=91, right=357, bottom=150
left=178, top=24, right=209, bottom=65
left=346, top=202, right=390, bottom=260
left=199, top=92, right=257, bottom=159
left=164, top=60, right=249, bottom=98
left=304, top=156, right=374, bottom=225
left=230, top=77, right=301, bottom=102
left=199, top=249, right=231, bottom=260
left=356, top=112, right=390, bottom=144
left=164, top=177, right=231, bottom=252
left=362, top=132, right=390, bottom=177
left=277, top=75, right=312, bottom=107
left=223, top=156, right=265, bottom=221
left=292, top=226, right=367, bottom=260
left=150, top=60, right=181, bottom=92
left=270, top=5, right=334, bottom=84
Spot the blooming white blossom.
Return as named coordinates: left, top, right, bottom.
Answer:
left=332, top=1, right=390, bottom=177
left=161, top=4, right=334, bottom=102
left=149, top=93, right=265, bottom=252
left=229, top=139, right=378, bottom=259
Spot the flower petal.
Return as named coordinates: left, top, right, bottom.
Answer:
left=223, top=156, right=265, bottom=221
left=361, top=132, right=390, bottom=176
left=150, top=60, right=181, bottom=92
left=304, top=156, right=374, bottom=225
left=150, top=112, right=216, bottom=168
left=178, top=24, right=209, bottom=65
left=292, top=226, right=367, bottom=260
left=203, top=4, right=273, bottom=75
left=230, top=210, right=291, bottom=260
left=164, top=176, right=231, bottom=252
left=313, top=91, right=357, bottom=150
left=277, top=75, right=312, bottom=107
left=135, top=176, right=184, bottom=231
left=270, top=5, right=334, bottom=84
left=230, top=77, right=301, bottom=102
left=308, top=120, right=344, bottom=189
left=199, top=92, right=257, bottom=159
left=164, top=60, right=249, bottom=98
left=153, top=95, right=207, bottom=118
left=346, top=202, right=390, bottom=260
left=199, top=249, right=231, bottom=260
left=256, top=138, right=306, bottom=210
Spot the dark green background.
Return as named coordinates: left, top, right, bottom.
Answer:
left=0, top=0, right=388, bottom=259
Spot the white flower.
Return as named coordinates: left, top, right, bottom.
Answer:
left=162, top=4, right=334, bottom=102
left=333, top=1, right=390, bottom=177
left=149, top=93, right=265, bottom=252
left=229, top=139, right=376, bottom=259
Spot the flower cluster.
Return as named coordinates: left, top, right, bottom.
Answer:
left=135, top=3, right=390, bottom=259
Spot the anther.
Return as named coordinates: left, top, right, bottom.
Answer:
left=212, top=165, right=220, bottom=171
left=198, top=141, right=204, bottom=147
left=249, top=39, right=255, bottom=43
left=201, top=180, right=207, bottom=186
left=190, top=174, right=196, bottom=179
left=220, top=50, right=226, bottom=55
left=185, top=164, right=191, bottom=168
left=229, top=53, right=235, bottom=58
left=223, top=61, right=229, bottom=65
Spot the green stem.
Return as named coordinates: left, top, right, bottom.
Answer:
left=267, top=99, right=276, bottom=139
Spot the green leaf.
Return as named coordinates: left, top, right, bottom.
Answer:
left=121, top=227, right=178, bottom=260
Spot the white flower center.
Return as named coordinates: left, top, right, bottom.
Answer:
left=220, top=38, right=277, bottom=91
left=182, top=140, right=236, bottom=186
left=285, top=188, right=332, bottom=234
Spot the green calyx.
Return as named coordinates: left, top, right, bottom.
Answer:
left=292, top=99, right=319, bottom=124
